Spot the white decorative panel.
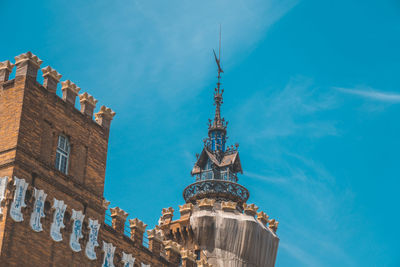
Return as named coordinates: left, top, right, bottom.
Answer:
left=121, top=252, right=135, bottom=267
left=69, top=209, right=85, bottom=252
left=50, top=198, right=67, bottom=242
left=10, top=177, right=28, bottom=222
left=85, top=218, right=100, bottom=260
left=29, top=188, right=47, bottom=232
left=0, top=176, right=9, bottom=214
left=102, top=241, right=116, bottom=267
left=141, top=263, right=151, bottom=267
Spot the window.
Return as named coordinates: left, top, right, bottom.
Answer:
left=55, top=135, right=70, bottom=174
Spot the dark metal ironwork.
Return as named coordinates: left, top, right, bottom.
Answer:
left=183, top=180, right=249, bottom=204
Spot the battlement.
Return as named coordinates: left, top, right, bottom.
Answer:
left=0, top=52, right=115, bottom=130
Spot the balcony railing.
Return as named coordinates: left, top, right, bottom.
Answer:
left=183, top=180, right=249, bottom=204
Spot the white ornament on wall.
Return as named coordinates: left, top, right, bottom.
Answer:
left=121, top=252, right=135, bottom=267
left=69, top=209, right=85, bottom=252
left=141, top=263, right=151, bottom=267
left=50, top=198, right=67, bottom=242
left=102, top=241, right=116, bottom=267
left=0, top=176, right=9, bottom=214
left=29, top=188, right=47, bottom=232
left=85, top=218, right=100, bottom=260
left=10, top=177, right=28, bottom=222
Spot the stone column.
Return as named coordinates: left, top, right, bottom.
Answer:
left=129, top=218, right=147, bottom=245
left=110, top=207, right=128, bottom=234
left=14, top=52, right=43, bottom=80
left=79, top=92, right=98, bottom=117
left=61, top=80, right=80, bottom=105
left=42, top=66, right=62, bottom=91
left=0, top=61, right=14, bottom=82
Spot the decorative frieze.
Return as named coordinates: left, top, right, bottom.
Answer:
left=29, top=188, right=47, bottom=232
left=85, top=219, right=100, bottom=260
left=121, top=252, right=135, bottom=267
left=221, top=201, right=237, bottom=212
left=197, top=198, right=215, bottom=209
left=69, top=209, right=85, bottom=252
left=50, top=198, right=67, bottom=242
left=102, top=241, right=116, bottom=267
left=243, top=203, right=258, bottom=217
left=10, top=177, right=28, bottom=222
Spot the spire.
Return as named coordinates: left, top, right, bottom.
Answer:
left=209, top=26, right=227, bottom=134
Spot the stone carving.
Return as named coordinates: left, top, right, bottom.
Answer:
left=268, top=219, right=279, bottom=232
left=50, top=198, right=67, bottom=242
left=102, top=241, right=116, bottom=267
left=257, top=211, right=269, bottom=226
left=10, top=177, right=28, bottom=222
left=197, top=198, right=215, bottom=208
left=85, top=219, right=100, bottom=260
left=0, top=176, right=9, bottom=215
left=221, top=201, right=237, bottom=211
left=29, top=188, right=47, bottom=232
left=121, top=252, right=135, bottom=267
left=69, top=209, right=85, bottom=252
left=243, top=203, right=259, bottom=217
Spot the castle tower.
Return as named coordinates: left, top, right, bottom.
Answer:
left=0, top=52, right=176, bottom=267
left=160, top=50, right=280, bottom=267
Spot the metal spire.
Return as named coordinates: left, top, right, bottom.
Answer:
left=210, top=25, right=226, bottom=132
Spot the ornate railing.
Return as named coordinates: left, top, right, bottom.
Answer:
left=183, top=180, right=250, bottom=204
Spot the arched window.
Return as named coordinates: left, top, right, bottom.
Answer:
left=55, top=135, right=70, bottom=174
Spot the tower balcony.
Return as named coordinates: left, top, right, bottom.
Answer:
left=183, top=180, right=250, bottom=205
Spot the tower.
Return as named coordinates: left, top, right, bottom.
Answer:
left=159, top=48, right=280, bottom=267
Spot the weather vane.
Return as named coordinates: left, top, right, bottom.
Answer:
left=213, top=24, right=223, bottom=92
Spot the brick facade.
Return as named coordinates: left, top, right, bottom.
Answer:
left=0, top=52, right=177, bottom=267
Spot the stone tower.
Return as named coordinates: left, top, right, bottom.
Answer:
left=159, top=52, right=280, bottom=267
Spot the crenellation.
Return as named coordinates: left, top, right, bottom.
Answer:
left=257, top=211, right=269, bottom=226
left=79, top=92, right=98, bottom=117
left=243, top=203, right=259, bottom=217
left=110, top=206, right=129, bottom=234
left=14, top=51, right=43, bottom=79
left=41, top=66, right=62, bottom=91
left=129, top=218, right=147, bottom=244
left=0, top=60, right=15, bottom=82
left=221, top=201, right=237, bottom=212
left=268, top=219, right=279, bottom=233
left=61, top=80, right=80, bottom=105
left=95, top=105, right=116, bottom=130
left=197, top=198, right=215, bottom=209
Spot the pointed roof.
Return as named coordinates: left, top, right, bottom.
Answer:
left=191, top=148, right=243, bottom=175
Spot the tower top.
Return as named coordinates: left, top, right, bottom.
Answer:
left=209, top=26, right=227, bottom=134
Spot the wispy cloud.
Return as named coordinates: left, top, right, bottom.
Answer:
left=245, top=171, right=288, bottom=184
left=234, top=76, right=338, bottom=140
left=335, top=87, right=400, bottom=103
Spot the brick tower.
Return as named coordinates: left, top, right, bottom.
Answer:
left=0, top=52, right=179, bottom=267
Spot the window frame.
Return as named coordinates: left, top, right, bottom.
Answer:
left=55, top=135, right=70, bottom=174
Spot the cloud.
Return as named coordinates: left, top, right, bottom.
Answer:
left=233, top=76, right=338, bottom=141
left=245, top=171, right=288, bottom=184
left=335, top=87, right=400, bottom=103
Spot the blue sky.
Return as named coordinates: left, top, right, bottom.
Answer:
left=2, top=0, right=400, bottom=266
